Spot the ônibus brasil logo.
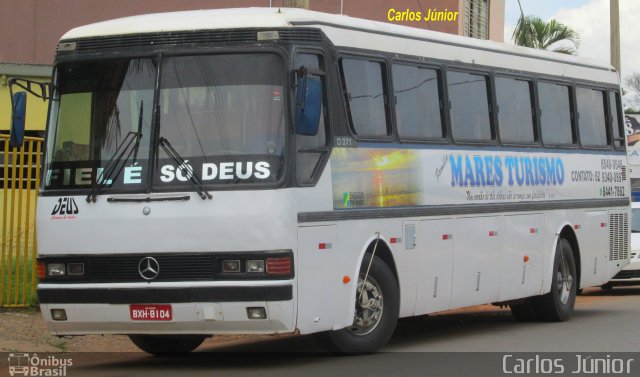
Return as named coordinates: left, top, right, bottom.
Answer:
left=51, top=197, right=79, bottom=220
left=7, top=353, right=73, bottom=376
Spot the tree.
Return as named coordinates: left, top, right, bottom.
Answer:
left=512, top=16, right=580, bottom=54
left=512, top=0, right=580, bottom=55
left=625, top=73, right=640, bottom=108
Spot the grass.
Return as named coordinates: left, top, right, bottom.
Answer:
left=1, top=245, right=38, bottom=308
left=1, top=143, right=42, bottom=308
left=0, top=305, right=38, bottom=314
left=46, top=337, right=68, bottom=351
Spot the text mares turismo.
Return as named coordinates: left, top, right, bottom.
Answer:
left=450, top=155, right=565, bottom=188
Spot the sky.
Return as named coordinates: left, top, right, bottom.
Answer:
left=503, top=0, right=640, bottom=103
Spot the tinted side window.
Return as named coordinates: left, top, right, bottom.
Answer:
left=576, top=87, right=607, bottom=147
left=295, top=53, right=328, bottom=184
left=609, top=91, right=624, bottom=148
left=296, top=53, right=321, bottom=70
left=448, top=70, right=492, bottom=142
left=538, top=82, right=574, bottom=145
left=339, top=58, right=390, bottom=137
left=296, top=53, right=326, bottom=150
left=392, top=64, right=444, bottom=139
left=495, top=76, right=535, bottom=144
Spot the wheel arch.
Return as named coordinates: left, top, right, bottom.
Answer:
left=558, top=224, right=581, bottom=289
left=364, top=237, right=399, bottom=285
left=337, top=234, right=399, bottom=331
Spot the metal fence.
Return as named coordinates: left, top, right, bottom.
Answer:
left=0, top=134, right=42, bottom=307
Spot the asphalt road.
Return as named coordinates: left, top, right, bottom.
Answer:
left=7, top=287, right=640, bottom=377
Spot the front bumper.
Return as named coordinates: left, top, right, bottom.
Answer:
left=38, top=282, right=295, bottom=335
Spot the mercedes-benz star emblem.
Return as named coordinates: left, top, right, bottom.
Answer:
left=138, top=257, right=160, bottom=280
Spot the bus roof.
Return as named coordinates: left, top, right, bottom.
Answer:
left=60, top=7, right=616, bottom=82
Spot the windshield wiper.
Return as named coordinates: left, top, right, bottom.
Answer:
left=132, top=101, right=144, bottom=164
left=86, top=101, right=144, bottom=203
left=157, top=137, right=212, bottom=200
left=86, top=131, right=139, bottom=203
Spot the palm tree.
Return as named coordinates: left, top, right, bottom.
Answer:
left=512, top=1, right=580, bottom=55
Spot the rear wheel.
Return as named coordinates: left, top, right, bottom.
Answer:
left=321, top=254, right=399, bottom=354
left=128, top=335, right=206, bottom=356
left=532, top=238, right=577, bottom=322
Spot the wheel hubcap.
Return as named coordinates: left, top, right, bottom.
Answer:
left=556, top=251, right=573, bottom=305
left=348, top=275, right=384, bottom=336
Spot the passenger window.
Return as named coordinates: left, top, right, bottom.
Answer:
left=576, top=87, right=607, bottom=147
left=392, top=64, right=444, bottom=140
left=448, top=70, right=493, bottom=142
left=295, top=53, right=329, bottom=184
left=538, top=82, right=574, bottom=145
left=609, top=91, right=624, bottom=148
left=339, top=58, right=390, bottom=137
left=495, top=76, right=536, bottom=144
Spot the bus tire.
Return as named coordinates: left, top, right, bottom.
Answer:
left=322, top=254, right=399, bottom=354
left=510, top=299, right=538, bottom=322
left=532, top=238, right=577, bottom=322
left=128, top=335, right=206, bottom=355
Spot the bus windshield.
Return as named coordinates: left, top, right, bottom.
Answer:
left=155, top=53, right=285, bottom=188
left=45, top=57, right=156, bottom=191
left=45, top=53, right=285, bottom=192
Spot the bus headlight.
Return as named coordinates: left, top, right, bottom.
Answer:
left=67, top=263, right=85, bottom=276
left=246, top=260, right=265, bottom=273
left=50, top=309, right=67, bottom=321
left=247, top=307, right=267, bottom=319
left=47, top=263, right=66, bottom=276
left=222, top=260, right=241, bottom=273
left=44, top=262, right=84, bottom=277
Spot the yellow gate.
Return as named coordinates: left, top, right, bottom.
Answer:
left=0, top=134, right=42, bottom=307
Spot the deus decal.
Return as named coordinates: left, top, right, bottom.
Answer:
left=51, top=197, right=79, bottom=216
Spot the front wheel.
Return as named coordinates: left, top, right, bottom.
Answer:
left=128, top=335, right=206, bottom=356
left=532, top=238, right=577, bottom=322
left=321, top=254, right=399, bottom=354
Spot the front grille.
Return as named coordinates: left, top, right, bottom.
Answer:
left=612, top=269, right=640, bottom=280
left=88, top=254, right=215, bottom=282
left=609, top=212, right=629, bottom=261
left=39, top=251, right=294, bottom=283
left=59, top=28, right=323, bottom=52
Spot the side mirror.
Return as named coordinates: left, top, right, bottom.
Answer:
left=9, top=92, right=27, bottom=148
left=295, top=75, right=322, bottom=136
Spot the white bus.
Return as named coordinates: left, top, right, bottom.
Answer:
left=14, top=8, right=630, bottom=354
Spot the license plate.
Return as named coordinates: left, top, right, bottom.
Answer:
left=130, top=304, right=172, bottom=321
